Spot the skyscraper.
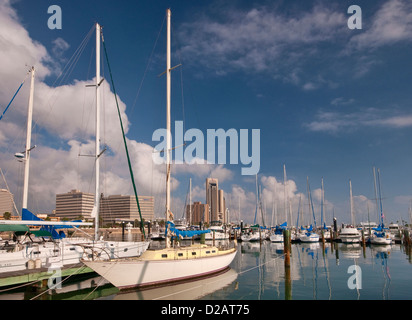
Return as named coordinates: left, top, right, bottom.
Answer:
left=206, top=178, right=226, bottom=223
left=206, top=178, right=219, bottom=222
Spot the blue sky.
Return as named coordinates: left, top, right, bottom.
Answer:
left=1, top=0, right=412, bottom=226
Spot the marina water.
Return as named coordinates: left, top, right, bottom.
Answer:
left=0, top=237, right=411, bottom=300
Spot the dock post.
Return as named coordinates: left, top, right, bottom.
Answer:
left=361, top=229, right=366, bottom=247
left=283, top=229, right=292, bottom=300
left=283, top=229, right=291, bottom=267
left=333, top=217, right=338, bottom=242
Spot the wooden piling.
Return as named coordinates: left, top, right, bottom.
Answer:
left=283, top=229, right=292, bottom=300
left=283, top=229, right=291, bottom=267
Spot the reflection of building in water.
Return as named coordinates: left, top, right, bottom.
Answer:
left=339, top=243, right=362, bottom=259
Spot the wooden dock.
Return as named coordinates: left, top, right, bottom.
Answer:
left=0, top=263, right=94, bottom=289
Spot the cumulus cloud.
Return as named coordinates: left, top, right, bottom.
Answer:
left=0, top=0, right=239, bottom=217
left=348, top=0, right=412, bottom=51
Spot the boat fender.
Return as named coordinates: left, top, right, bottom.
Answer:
left=27, top=259, right=35, bottom=269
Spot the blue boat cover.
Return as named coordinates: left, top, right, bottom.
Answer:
left=166, top=221, right=211, bottom=238
left=22, top=208, right=83, bottom=239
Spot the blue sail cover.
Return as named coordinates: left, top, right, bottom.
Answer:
left=22, top=208, right=83, bottom=239
left=166, top=221, right=211, bottom=238
left=273, top=222, right=287, bottom=234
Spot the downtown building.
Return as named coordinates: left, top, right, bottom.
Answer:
left=185, top=201, right=210, bottom=226
left=55, top=190, right=154, bottom=224
left=0, top=189, right=14, bottom=217
left=205, top=178, right=227, bottom=224
left=55, top=189, right=95, bottom=220
left=99, top=194, right=154, bottom=225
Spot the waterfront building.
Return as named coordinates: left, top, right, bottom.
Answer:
left=206, top=178, right=219, bottom=222
left=55, top=189, right=94, bottom=220
left=186, top=201, right=209, bottom=225
left=205, top=178, right=227, bottom=224
left=56, top=190, right=154, bottom=224
left=99, top=194, right=154, bottom=225
left=0, top=189, right=14, bottom=217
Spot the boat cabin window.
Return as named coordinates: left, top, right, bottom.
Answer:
left=178, top=253, right=183, bottom=257
left=161, top=254, right=168, bottom=258
left=206, top=251, right=211, bottom=254
left=192, top=252, right=196, bottom=256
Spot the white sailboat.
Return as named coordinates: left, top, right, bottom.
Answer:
left=0, top=24, right=151, bottom=277
left=205, top=221, right=230, bottom=240
left=270, top=166, right=286, bottom=243
left=339, top=180, right=361, bottom=243
left=369, top=169, right=392, bottom=245
left=83, top=9, right=237, bottom=289
left=299, top=177, right=320, bottom=243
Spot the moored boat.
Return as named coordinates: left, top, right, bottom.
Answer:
left=83, top=9, right=237, bottom=289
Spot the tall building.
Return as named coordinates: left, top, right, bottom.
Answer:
left=206, top=178, right=219, bottom=222
left=206, top=178, right=226, bottom=223
left=99, top=195, right=154, bottom=225
left=0, top=189, right=14, bottom=216
left=186, top=201, right=209, bottom=225
left=218, top=189, right=226, bottom=223
left=55, top=189, right=94, bottom=220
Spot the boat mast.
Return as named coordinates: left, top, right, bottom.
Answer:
left=373, top=167, right=379, bottom=223
left=22, top=66, right=35, bottom=211
left=377, top=168, right=384, bottom=227
left=94, top=23, right=102, bottom=241
left=189, top=178, right=192, bottom=225
left=284, top=165, right=287, bottom=224
left=165, top=8, right=172, bottom=247
left=321, top=177, right=324, bottom=227
left=349, top=179, right=354, bottom=226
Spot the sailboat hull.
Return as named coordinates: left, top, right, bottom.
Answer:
left=370, top=233, right=392, bottom=245
left=83, top=244, right=237, bottom=290
left=0, top=239, right=150, bottom=275
left=299, top=233, right=320, bottom=243
left=269, top=233, right=284, bottom=243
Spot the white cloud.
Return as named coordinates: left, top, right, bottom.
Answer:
left=349, top=0, right=412, bottom=50
left=51, top=37, right=70, bottom=60
left=331, top=97, right=355, bottom=106
left=0, top=1, right=177, bottom=215
left=178, top=4, right=346, bottom=82
left=306, top=108, right=412, bottom=133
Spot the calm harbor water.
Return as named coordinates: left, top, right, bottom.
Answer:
left=1, top=237, right=411, bottom=300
